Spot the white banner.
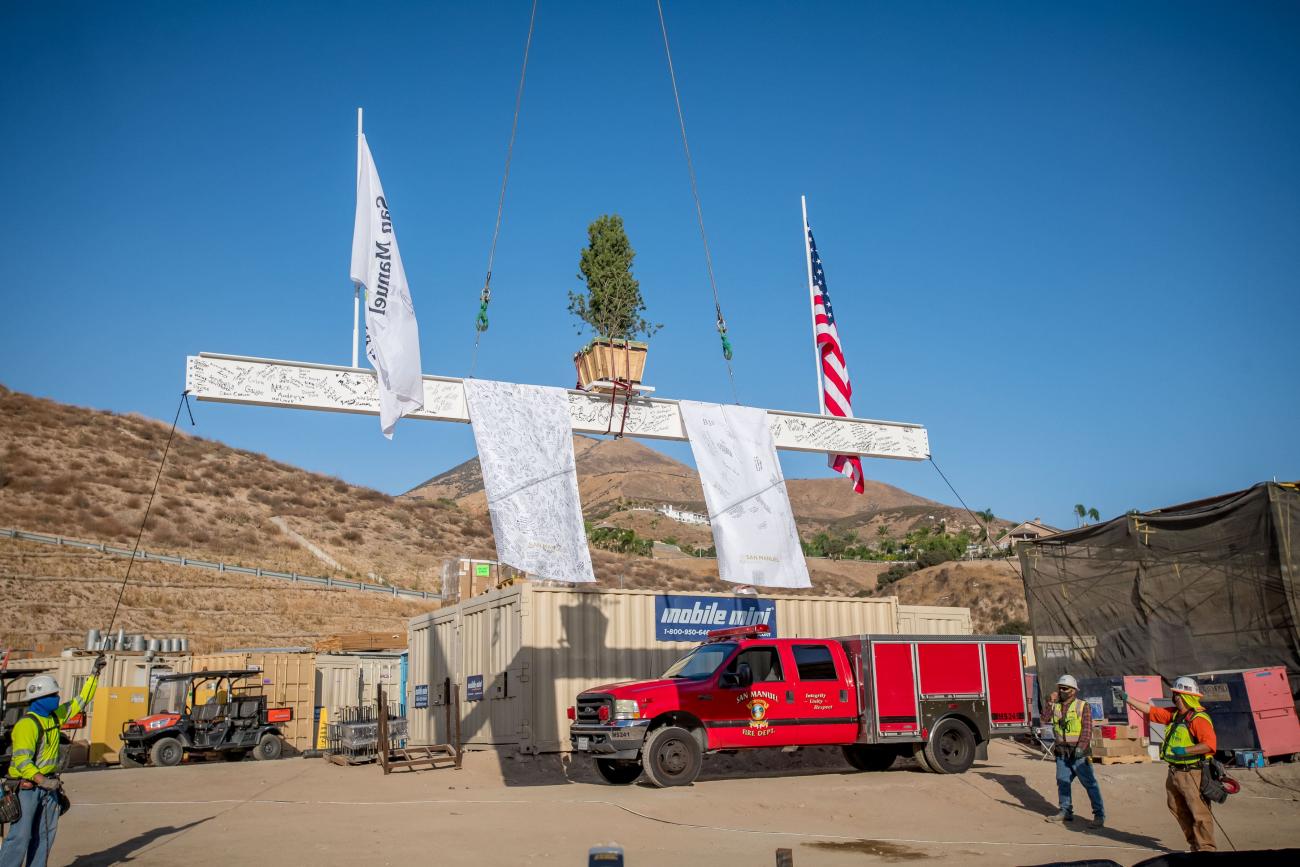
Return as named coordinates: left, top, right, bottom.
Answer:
left=350, top=133, right=423, bottom=438
left=679, top=401, right=811, bottom=589
left=463, top=379, right=595, bottom=584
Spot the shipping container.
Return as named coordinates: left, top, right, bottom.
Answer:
left=896, top=605, right=972, bottom=635
left=407, top=585, right=962, bottom=754
left=189, top=652, right=316, bottom=751
left=314, top=652, right=405, bottom=731
left=2, top=652, right=192, bottom=765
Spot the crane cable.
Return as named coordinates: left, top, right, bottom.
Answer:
left=655, top=0, right=739, bottom=402
left=105, top=391, right=195, bottom=637
left=470, top=0, right=540, bottom=377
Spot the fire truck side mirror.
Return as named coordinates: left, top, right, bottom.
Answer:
left=722, top=663, right=753, bottom=690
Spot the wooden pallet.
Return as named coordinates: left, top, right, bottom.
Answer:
left=383, top=744, right=459, bottom=773
left=1093, top=753, right=1151, bottom=764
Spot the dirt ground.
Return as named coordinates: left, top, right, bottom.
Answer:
left=37, top=741, right=1300, bottom=866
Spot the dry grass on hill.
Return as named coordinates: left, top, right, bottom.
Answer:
left=0, top=539, right=436, bottom=653
left=0, top=385, right=496, bottom=591
left=876, top=559, right=1028, bottom=633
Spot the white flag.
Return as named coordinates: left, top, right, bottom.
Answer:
left=350, top=133, right=423, bottom=438
left=679, top=401, right=811, bottom=589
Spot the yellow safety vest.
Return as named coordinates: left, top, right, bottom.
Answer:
left=1051, top=698, right=1086, bottom=745
left=7, top=676, right=97, bottom=780
left=1161, top=710, right=1212, bottom=766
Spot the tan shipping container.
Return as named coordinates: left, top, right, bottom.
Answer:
left=407, top=585, right=904, bottom=754
left=189, top=652, right=316, bottom=751
left=896, top=604, right=973, bottom=635
left=314, top=652, right=404, bottom=720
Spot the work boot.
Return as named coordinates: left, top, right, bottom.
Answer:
left=1045, top=812, right=1073, bottom=823
left=1088, top=816, right=1105, bottom=830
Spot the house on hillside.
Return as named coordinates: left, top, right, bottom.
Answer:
left=997, top=518, right=1062, bottom=550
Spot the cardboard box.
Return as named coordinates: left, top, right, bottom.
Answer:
left=1091, top=737, right=1145, bottom=758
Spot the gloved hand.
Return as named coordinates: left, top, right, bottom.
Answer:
left=1072, top=746, right=1084, bottom=762
left=34, top=777, right=62, bottom=792
left=92, top=653, right=107, bottom=676
left=1118, top=691, right=1129, bottom=704
left=1169, top=746, right=1188, bottom=757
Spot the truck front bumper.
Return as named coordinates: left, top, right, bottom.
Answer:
left=570, top=720, right=651, bottom=760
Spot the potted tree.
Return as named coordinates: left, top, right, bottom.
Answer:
left=569, top=214, right=660, bottom=390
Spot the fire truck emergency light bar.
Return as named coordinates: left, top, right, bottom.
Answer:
left=705, top=624, right=771, bottom=641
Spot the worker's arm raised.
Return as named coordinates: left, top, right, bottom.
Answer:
left=57, top=654, right=104, bottom=724
left=1121, top=693, right=1150, bottom=715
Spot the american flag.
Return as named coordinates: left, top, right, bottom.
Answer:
left=808, top=226, right=865, bottom=494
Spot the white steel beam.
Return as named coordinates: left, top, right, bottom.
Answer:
left=186, top=353, right=929, bottom=461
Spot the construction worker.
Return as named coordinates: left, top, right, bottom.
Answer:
left=1, top=654, right=104, bottom=867
left=1044, top=673, right=1105, bottom=828
left=1124, top=677, right=1218, bottom=852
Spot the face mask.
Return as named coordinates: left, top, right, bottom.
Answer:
left=29, top=695, right=60, bottom=717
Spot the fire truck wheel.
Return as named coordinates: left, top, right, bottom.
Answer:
left=912, top=744, right=934, bottom=773
left=641, top=726, right=702, bottom=788
left=149, top=737, right=184, bottom=768
left=253, top=733, right=284, bottom=761
left=595, top=758, right=643, bottom=785
left=922, top=718, right=977, bottom=774
left=841, top=745, right=897, bottom=772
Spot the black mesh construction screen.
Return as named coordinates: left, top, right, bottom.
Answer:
left=1019, top=483, right=1300, bottom=697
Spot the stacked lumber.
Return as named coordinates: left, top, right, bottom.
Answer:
left=314, top=631, right=406, bottom=653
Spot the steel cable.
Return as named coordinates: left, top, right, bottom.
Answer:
left=470, top=0, right=540, bottom=377
left=104, top=391, right=194, bottom=636
left=655, top=0, right=739, bottom=402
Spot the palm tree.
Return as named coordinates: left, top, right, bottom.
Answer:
left=975, top=508, right=996, bottom=542
left=1087, top=507, right=1100, bottom=523
left=1074, top=504, right=1086, bottom=527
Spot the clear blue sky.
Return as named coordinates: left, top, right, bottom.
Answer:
left=2, top=1, right=1297, bottom=530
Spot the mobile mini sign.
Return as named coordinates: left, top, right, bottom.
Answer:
left=654, top=594, right=777, bottom=642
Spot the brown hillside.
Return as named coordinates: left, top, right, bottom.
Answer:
left=0, top=385, right=495, bottom=591
left=877, top=560, right=1028, bottom=633
left=408, top=434, right=1005, bottom=542
left=0, top=539, right=433, bottom=652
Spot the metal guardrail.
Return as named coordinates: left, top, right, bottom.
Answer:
left=0, top=527, right=439, bottom=600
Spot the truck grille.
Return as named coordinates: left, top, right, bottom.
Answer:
left=576, top=694, right=612, bottom=724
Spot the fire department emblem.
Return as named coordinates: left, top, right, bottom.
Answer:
left=746, top=697, right=770, bottom=728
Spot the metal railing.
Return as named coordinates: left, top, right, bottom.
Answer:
left=0, top=527, right=439, bottom=600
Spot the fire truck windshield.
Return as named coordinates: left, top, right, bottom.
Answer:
left=662, top=643, right=736, bottom=679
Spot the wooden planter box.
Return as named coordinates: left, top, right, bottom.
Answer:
left=574, top=338, right=648, bottom=390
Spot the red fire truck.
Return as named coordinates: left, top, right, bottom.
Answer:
left=568, top=626, right=1029, bottom=787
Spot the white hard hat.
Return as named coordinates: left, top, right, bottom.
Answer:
left=1171, top=676, right=1202, bottom=697
left=1057, top=674, right=1079, bottom=689
left=24, top=675, right=60, bottom=700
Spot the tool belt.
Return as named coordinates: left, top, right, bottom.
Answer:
left=1167, top=761, right=1204, bottom=772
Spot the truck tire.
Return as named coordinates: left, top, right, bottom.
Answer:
left=922, top=718, right=977, bottom=775
left=641, top=726, right=702, bottom=788
left=842, top=745, right=897, bottom=772
left=595, top=758, right=643, bottom=785
left=912, top=743, right=934, bottom=772
left=149, top=737, right=184, bottom=767
left=253, top=733, right=284, bottom=761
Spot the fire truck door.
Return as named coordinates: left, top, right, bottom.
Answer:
left=791, top=643, right=859, bottom=743
left=712, top=644, right=800, bottom=748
